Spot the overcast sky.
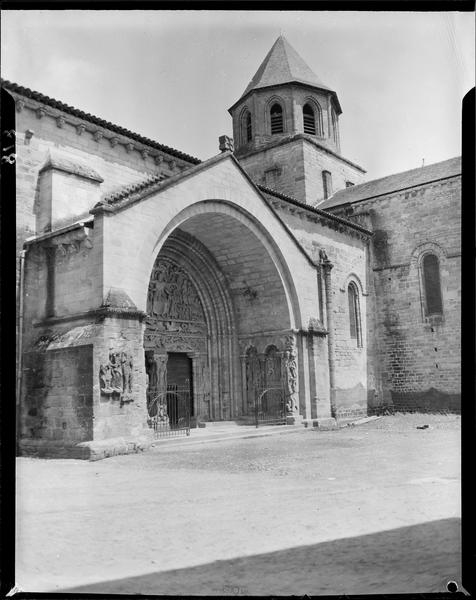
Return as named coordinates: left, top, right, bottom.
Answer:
left=2, top=10, right=474, bottom=180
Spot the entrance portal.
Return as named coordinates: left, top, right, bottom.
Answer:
left=166, top=352, right=193, bottom=422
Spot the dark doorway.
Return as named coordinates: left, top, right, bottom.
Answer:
left=167, top=353, right=194, bottom=421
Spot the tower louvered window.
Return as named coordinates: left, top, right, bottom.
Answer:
left=246, top=112, right=252, bottom=142
left=270, top=103, right=284, bottom=134
left=303, top=103, right=316, bottom=135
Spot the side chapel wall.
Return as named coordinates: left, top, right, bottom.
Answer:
left=338, top=176, right=462, bottom=412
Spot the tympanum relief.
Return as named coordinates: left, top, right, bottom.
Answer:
left=144, top=260, right=207, bottom=354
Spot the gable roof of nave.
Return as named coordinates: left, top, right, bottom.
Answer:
left=318, top=156, right=462, bottom=210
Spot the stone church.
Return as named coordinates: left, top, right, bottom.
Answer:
left=7, top=36, right=461, bottom=458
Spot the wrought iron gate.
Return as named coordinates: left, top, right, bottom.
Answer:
left=254, top=387, right=287, bottom=427
left=147, top=385, right=191, bottom=438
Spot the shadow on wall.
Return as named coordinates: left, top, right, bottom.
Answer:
left=60, top=518, right=461, bottom=596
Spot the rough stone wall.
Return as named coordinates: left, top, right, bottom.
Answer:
left=20, top=315, right=149, bottom=448
left=238, top=137, right=364, bottom=205
left=332, top=175, right=461, bottom=412
left=21, top=345, right=93, bottom=445
left=302, top=141, right=365, bottom=205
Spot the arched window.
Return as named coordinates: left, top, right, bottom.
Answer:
left=422, top=254, right=443, bottom=315
left=270, top=103, right=284, bottom=134
left=246, top=112, right=252, bottom=142
left=348, top=282, right=362, bottom=347
left=303, top=103, right=316, bottom=135
left=241, top=109, right=252, bottom=145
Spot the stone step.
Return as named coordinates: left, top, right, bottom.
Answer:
left=198, top=420, right=250, bottom=428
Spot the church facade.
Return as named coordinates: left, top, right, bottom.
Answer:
left=8, top=36, right=461, bottom=458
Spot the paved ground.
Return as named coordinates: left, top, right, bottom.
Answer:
left=15, top=413, right=461, bottom=595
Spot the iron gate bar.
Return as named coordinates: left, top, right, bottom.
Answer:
left=147, top=388, right=191, bottom=439
left=255, top=387, right=287, bottom=428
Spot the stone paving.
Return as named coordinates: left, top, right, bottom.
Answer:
left=15, top=413, right=461, bottom=595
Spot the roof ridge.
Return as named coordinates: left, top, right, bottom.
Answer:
left=2, top=78, right=202, bottom=165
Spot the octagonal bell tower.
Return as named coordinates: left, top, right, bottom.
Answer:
left=229, top=36, right=365, bottom=205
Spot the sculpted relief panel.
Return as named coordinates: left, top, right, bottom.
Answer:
left=144, top=260, right=208, bottom=353
left=99, top=351, right=134, bottom=402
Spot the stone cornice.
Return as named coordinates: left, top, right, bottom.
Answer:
left=236, top=132, right=365, bottom=173
left=3, top=80, right=201, bottom=169
left=258, top=184, right=373, bottom=240
left=32, top=306, right=148, bottom=327
left=24, top=220, right=94, bottom=248
left=39, top=154, right=104, bottom=183
left=228, top=81, right=342, bottom=115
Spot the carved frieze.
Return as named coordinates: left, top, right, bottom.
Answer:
left=99, top=351, right=134, bottom=402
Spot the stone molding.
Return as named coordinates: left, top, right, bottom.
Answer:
left=4, top=88, right=196, bottom=170
left=339, top=272, right=368, bottom=296
left=39, top=225, right=93, bottom=254
left=39, top=153, right=104, bottom=183
left=32, top=306, right=148, bottom=327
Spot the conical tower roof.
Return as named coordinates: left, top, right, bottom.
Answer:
left=241, top=35, right=333, bottom=99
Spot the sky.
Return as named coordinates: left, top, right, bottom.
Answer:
left=2, top=10, right=474, bottom=180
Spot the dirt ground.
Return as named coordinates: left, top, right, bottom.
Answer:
left=15, top=413, right=461, bottom=595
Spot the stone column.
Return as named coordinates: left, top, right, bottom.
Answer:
left=191, top=353, right=201, bottom=423
left=307, top=332, right=318, bottom=420
left=240, top=353, right=248, bottom=415
left=322, top=255, right=336, bottom=418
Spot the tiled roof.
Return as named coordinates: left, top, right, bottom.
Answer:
left=241, top=36, right=333, bottom=98
left=318, top=156, right=461, bottom=210
left=102, top=172, right=170, bottom=205
left=258, top=184, right=372, bottom=236
left=233, top=36, right=341, bottom=113
left=2, top=79, right=201, bottom=165
left=97, top=151, right=232, bottom=211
